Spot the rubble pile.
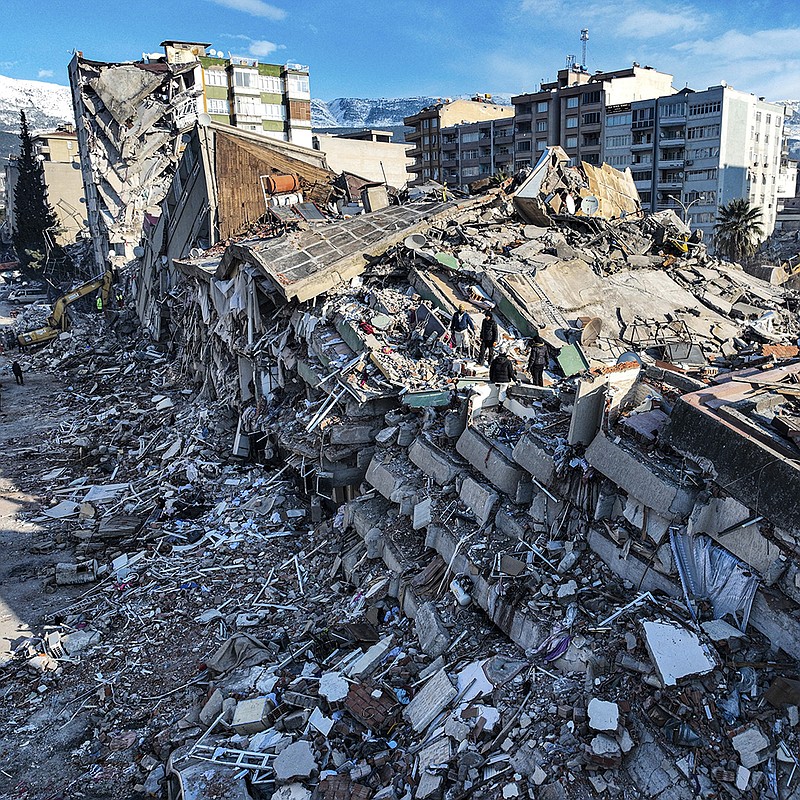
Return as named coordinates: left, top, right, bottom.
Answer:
left=4, top=148, right=800, bottom=800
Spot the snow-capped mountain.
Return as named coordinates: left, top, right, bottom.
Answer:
left=0, top=74, right=73, bottom=132
left=312, top=95, right=513, bottom=129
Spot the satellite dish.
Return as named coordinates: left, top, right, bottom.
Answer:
left=71, top=161, right=81, bottom=169
left=579, top=317, right=602, bottom=347
left=79, top=197, right=86, bottom=203
left=133, top=246, right=145, bottom=258
left=404, top=233, right=427, bottom=251
left=581, top=195, right=599, bottom=216
left=617, top=351, right=643, bottom=365
left=565, top=194, right=576, bottom=215
left=189, top=247, right=203, bottom=259
left=197, top=113, right=212, bottom=127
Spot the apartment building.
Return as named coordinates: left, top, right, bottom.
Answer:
left=618, top=85, right=786, bottom=243
left=404, top=98, right=513, bottom=186
left=511, top=64, right=675, bottom=171
left=440, top=117, right=515, bottom=186
left=4, top=124, right=87, bottom=245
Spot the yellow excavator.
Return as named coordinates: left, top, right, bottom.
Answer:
left=17, top=270, right=114, bottom=347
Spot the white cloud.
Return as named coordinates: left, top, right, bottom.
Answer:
left=248, top=39, right=283, bottom=57
left=37, top=69, right=54, bottom=79
left=207, top=0, right=286, bottom=20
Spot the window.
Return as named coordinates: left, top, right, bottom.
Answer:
left=688, top=101, right=721, bottom=117
left=431, top=118, right=438, bottom=128
left=496, top=128, right=511, bottom=138
left=640, top=191, right=652, bottom=204
left=423, top=135, right=430, bottom=146
left=516, top=140, right=531, bottom=152
left=582, top=112, right=601, bottom=125
left=537, top=101, right=548, bottom=113
left=607, top=154, right=630, bottom=167
left=566, top=96, right=579, bottom=109
left=234, top=69, right=258, bottom=88
left=536, top=139, right=546, bottom=151
left=565, top=135, right=577, bottom=148
left=260, top=75, right=282, bottom=94
left=633, top=132, right=653, bottom=145
left=632, top=108, right=654, bottom=125
left=461, top=132, right=480, bottom=143
left=756, top=111, right=762, bottom=122
left=536, top=120, right=547, bottom=132
left=584, top=153, right=600, bottom=165
left=685, top=190, right=715, bottom=204
left=566, top=116, right=578, bottom=129
left=431, top=135, right=438, bottom=146
left=204, top=68, right=227, bottom=87
left=584, top=90, right=601, bottom=105
left=607, top=113, right=632, bottom=127
left=632, top=170, right=651, bottom=182
left=606, top=134, right=631, bottom=148
left=462, top=149, right=479, bottom=159
left=582, top=133, right=600, bottom=147
left=687, top=146, right=720, bottom=159
left=263, top=103, right=286, bottom=121
left=516, top=122, right=531, bottom=134
left=687, top=124, right=720, bottom=140
left=632, top=153, right=652, bottom=165
left=423, top=168, right=430, bottom=177
left=207, top=98, right=230, bottom=115
left=423, top=152, right=430, bottom=161
left=287, top=75, right=309, bottom=94
left=515, top=159, right=531, bottom=170
left=422, top=119, right=429, bottom=129
left=660, top=101, right=686, bottom=118
left=235, top=98, right=261, bottom=117
left=462, top=166, right=480, bottom=177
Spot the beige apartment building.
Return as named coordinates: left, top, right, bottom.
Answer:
left=404, top=98, right=513, bottom=185
left=4, top=124, right=87, bottom=245
left=312, top=130, right=413, bottom=188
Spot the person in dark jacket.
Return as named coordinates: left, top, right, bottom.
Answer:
left=478, top=311, right=498, bottom=365
left=489, top=350, right=516, bottom=401
left=449, top=304, right=476, bottom=358
left=527, top=331, right=548, bottom=386
left=11, top=361, right=24, bottom=386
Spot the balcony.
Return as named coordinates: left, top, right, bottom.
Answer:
left=406, top=147, right=422, bottom=158
left=658, top=158, right=684, bottom=168
left=515, top=111, right=533, bottom=122
left=405, top=130, right=422, bottom=142
left=632, top=119, right=654, bottom=129
left=657, top=180, right=683, bottom=189
left=441, top=140, right=457, bottom=150
left=631, top=140, right=653, bottom=150
left=406, top=163, right=422, bottom=174
left=659, top=115, right=686, bottom=125
left=494, top=134, right=514, bottom=145
left=660, top=136, right=685, bottom=146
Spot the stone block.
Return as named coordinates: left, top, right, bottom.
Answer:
left=460, top=476, right=498, bottom=526
left=403, top=668, right=457, bottom=732
left=456, top=426, right=531, bottom=501
left=414, top=601, right=450, bottom=657
left=409, top=437, right=462, bottom=485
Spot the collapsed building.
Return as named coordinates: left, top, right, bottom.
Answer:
left=7, top=145, right=800, bottom=799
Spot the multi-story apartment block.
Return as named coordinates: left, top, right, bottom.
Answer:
left=440, top=117, right=515, bottom=186
left=404, top=98, right=513, bottom=186
left=619, top=85, right=786, bottom=243
left=511, top=64, right=675, bottom=171
left=70, top=40, right=312, bottom=268
left=4, top=124, right=87, bottom=245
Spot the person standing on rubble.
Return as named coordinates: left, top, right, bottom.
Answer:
left=450, top=304, right=476, bottom=359
left=11, top=361, right=24, bottom=386
left=478, top=310, right=498, bottom=366
left=527, top=331, right=548, bottom=386
left=489, top=349, right=516, bottom=401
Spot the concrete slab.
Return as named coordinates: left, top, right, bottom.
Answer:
left=642, top=620, right=716, bottom=686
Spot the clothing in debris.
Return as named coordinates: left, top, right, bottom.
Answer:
left=11, top=361, right=24, bottom=386
left=478, top=313, right=499, bottom=365
left=528, top=334, right=548, bottom=386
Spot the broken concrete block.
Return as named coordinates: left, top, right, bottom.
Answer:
left=319, top=671, right=349, bottom=703
left=736, top=765, right=751, bottom=791
left=231, top=696, right=271, bottom=735
left=413, top=497, right=432, bottom=530
left=62, top=628, right=101, bottom=656
left=364, top=527, right=384, bottom=559
left=199, top=689, right=224, bottom=727
left=403, top=668, right=457, bottom=732
left=414, top=601, right=450, bottom=657
left=459, top=476, right=498, bottom=526
left=273, top=740, right=317, bottom=782
left=409, top=438, right=462, bottom=485
left=343, top=635, right=393, bottom=679
left=732, top=725, right=770, bottom=769
left=642, top=620, right=716, bottom=686
left=273, top=784, right=312, bottom=800
left=591, top=734, right=622, bottom=759
left=587, top=698, right=619, bottom=732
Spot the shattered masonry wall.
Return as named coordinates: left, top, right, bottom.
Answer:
left=69, top=53, right=201, bottom=269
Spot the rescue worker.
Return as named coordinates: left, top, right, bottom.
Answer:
left=11, top=361, right=24, bottom=386
left=449, top=304, right=475, bottom=359
left=527, top=331, right=548, bottom=386
left=478, top=310, right=498, bottom=366
left=489, top=349, right=516, bottom=401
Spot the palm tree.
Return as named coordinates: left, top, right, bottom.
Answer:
left=713, top=199, right=764, bottom=262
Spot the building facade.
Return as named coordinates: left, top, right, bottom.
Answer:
left=312, top=130, right=413, bottom=188
left=404, top=98, right=513, bottom=186
left=511, top=64, right=675, bottom=171
left=440, top=117, right=515, bottom=186
left=619, top=86, right=786, bottom=243
left=4, top=124, right=87, bottom=246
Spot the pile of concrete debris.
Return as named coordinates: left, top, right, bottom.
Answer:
left=4, top=149, right=800, bottom=800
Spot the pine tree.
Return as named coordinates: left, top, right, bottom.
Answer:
left=713, top=198, right=764, bottom=263
left=12, top=110, right=64, bottom=282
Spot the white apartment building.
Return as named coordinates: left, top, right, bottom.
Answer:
left=616, top=86, right=786, bottom=245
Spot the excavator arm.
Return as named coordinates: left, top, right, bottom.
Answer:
left=18, top=270, right=114, bottom=347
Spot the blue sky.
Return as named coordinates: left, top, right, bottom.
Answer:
left=3, top=0, right=799, bottom=101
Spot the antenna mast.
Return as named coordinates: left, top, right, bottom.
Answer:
left=580, top=28, right=589, bottom=68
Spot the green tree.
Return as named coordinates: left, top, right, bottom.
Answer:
left=713, top=198, right=764, bottom=262
left=11, top=111, right=66, bottom=283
